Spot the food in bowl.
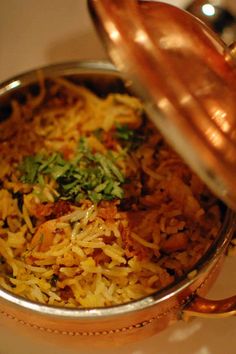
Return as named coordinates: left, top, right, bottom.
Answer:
left=0, top=73, right=222, bottom=308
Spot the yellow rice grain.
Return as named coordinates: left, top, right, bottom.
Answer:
left=22, top=204, right=34, bottom=234
left=130, top=232, right=159, bottom=250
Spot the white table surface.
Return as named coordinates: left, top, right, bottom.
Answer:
left=0, top=1, right=236, bottom=354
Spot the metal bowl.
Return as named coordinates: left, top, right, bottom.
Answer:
left=0, top=61, right=235, bottom=347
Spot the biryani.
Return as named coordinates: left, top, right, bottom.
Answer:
left=0, top=75, right=222, bottom=308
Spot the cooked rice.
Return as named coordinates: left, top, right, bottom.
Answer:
left=0, top=76, right=222, bottom=308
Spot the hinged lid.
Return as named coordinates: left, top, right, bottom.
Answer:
left=88, top=0, right=236, bottom=210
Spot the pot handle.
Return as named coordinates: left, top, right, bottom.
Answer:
left=182, top=294, right=236, bottom=320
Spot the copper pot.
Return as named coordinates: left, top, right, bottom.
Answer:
left=0, top=61, right=235, bottom=347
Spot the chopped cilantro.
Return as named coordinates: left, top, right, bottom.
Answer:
left=115, top=123, right=145, bottom=150
left=115, top=123, right=134, bottom=141
left=19, top=154, right=43, bottom=184
left=18, top=138, right=125, bottom=203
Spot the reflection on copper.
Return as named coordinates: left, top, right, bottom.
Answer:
left=107, top=21, right=120, bottom=42
left=205, top=123, right=224, bottom=148
left=158, top=97, right=171, bottom=111
left=159, top=35, right=188, bottom=50
left=180, top=94, right=193, bottom=106
left=201, top=4, right=216, bottom=17
left=184, top=294, right=236, bottom=319
left=229, top=42, right=236, bottom=56
left=211, top=109, right=230, bottom=133
left=134, top=29, right=148, bottom=45
left=205, top=98, right=232, bottom=133
left=205, top=126, right=223, bottom=148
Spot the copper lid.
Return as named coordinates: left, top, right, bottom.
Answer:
left=88, top=0, right=236, bottom=210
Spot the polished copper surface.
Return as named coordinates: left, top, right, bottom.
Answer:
left=0, top=61, right=235, bottom=345
left=186, top=0, right=236, bottom=44
left=88, top=0, right=236, bottom=210
left=184, top=294, right=236, bottom=318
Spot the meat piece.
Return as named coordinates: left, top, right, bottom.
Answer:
left=33, top=200, right=72, bottom=220
left=60, top=286, right=73, bottom=301
left=97, top=201, right=118, bottom=221
left=161, top=232, right=189, bottom=253
left=30, top=218, right=71, bottom=252
left=52, top=200, right=72, bottom=218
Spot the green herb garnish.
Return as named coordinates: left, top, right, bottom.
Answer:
left=19, top=138, right=125, bottom=203
left=115, top=123, right=145, bottom=150
left=19, top=154, right=43, bottom=184
left=115, top=124, right=135, bottom=141
left=50, top=274, right=59, bottom=287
